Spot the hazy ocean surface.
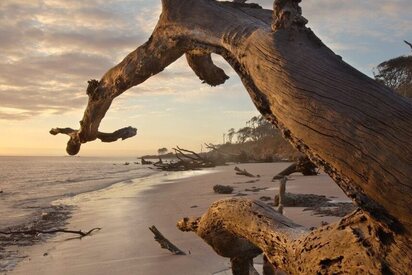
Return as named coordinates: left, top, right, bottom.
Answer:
left=0, top=156, right=158, bottom=228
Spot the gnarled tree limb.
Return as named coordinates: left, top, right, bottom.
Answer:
left=272, top=156, right=317, bottom=180
left=234, top=166, right=256, bottom=177
left=51, top=0, right=412, bottom=272
left=186, top=52, right=229, bottom=86
left=178, top=198, right=412, bottom=274
left=50, top=127, right=137, bottom=155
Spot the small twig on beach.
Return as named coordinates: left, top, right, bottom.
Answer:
left=234, top=166, right=256, bottom=177
left=0, top=228, right=101, bottom=238
left=149, top=225, right=186, bottom=255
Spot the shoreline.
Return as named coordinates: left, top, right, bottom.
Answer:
left=8, top=163, right=352, bottom=274
left=0, top=168, right=215, bottom=274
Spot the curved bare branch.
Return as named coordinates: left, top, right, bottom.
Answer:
left=51, top=0, right=412, bottom=239
left=186, top=52, right=229, bottom=86
left=179, top=198, right=412, bottom=274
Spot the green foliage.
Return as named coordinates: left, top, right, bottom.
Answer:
left=216, top=115, right=300, bottom=162
left=374, top=41, right=412, bottom=98
left=228, top=115, right=280, bottom=144
left=157, top=147, right=168, bottom=155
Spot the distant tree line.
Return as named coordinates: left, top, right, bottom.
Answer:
left=157, top=147, right=168, bottom=155
left=374, top=40, right=412, bottom=98
left=226, top=115, right=281, bottom=144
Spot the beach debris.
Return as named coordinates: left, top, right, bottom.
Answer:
left=124, top=162, right=130, bottom=165
left=141, top=158, right=153, bottom=165
left=234, top=192, right=248, bottom=197
left=177, top=201, right=281, bottom=275
left=244, top=187, right=268, bottom=192
left=274, top=193, right=331, bottom=207
left=134, top=161, right=139, bottom=164
left=154, top=157, right=163, bottom=165
left=154, top=146, right=215, bottom=171
left=190, top=205, right=198, bottom=208
left=234, top=166, right=255, bottom=177
left=277, top=177, right=287, bottom=215
left=149, top=225, right=186, bottom=255
left=259, top=196, right=272, bottom=201
left=272, top=191, right=355, bottom=217
left=272, top=156, right=318, bottom=180
left=213, top=185, right=234, bottom=194
left=304, top=203, right=356, bottom=217
left=0, top=228, right=101, bottom=238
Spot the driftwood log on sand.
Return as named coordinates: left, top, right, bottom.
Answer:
left=0, top=228, right=101, bottom=238
left=51, top=0, right=412, bottom=273
left=272, top=156, right=317, bottom=180
left=234, top=166, right=256, bottom=178
left=154, top=146, right=215, bottom=171
left=149, top=225, right=186, bottom=255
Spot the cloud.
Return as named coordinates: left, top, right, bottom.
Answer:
left=301, top=1, right=412, bottom=49
left=0, top=0, right=410, bottom=121
left=0, top=0, right=161, bottom=120
left=258, top=0, right=411, bottom=59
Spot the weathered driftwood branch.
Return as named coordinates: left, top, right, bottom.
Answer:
left=154, top=146, right=215, bottom=171
left=176, top=146, right=208, bottom=162
left=50, top=126, right=136, bottom=155
left=0, top=227, right=101, bottom=238
left=173, top=146, right=202, bottom=162
left=141, top=158, right=153, bottom=165
left=178, top=198, right=411, bottom=274
left=177, top=215, right=262, bottom=275
left=272, top=157, right=317, bottom=180
left=186, top=52, right=229, bottom=86
left=277, top=177, right=286, bottom=214
left=52, top=0, right=412, bottom=272
left=149, top=225, right=186, bottom=255
left=234, top=166, right=256, bottom=177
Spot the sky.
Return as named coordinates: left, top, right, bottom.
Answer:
left=0, top=0, right=411, bottom=156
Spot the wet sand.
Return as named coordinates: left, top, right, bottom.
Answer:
left=10, top=163, right=351, bottom=275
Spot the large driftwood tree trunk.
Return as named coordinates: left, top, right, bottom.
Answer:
left=51, top=0, right=412, bottom=273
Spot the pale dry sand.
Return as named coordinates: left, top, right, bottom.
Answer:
left=11, top=163, right=350, bottom=275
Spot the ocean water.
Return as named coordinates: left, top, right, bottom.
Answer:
left=0, top=156, right=158, bottom=228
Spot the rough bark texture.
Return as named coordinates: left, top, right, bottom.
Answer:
left=50, top=126, right=136, bottom=155
left=51, top=0, right=412, bottom=273
left=178, top=198, right=412, bottom=274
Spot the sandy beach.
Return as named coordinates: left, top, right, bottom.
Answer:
left=9, top=163, right=351, bottom=275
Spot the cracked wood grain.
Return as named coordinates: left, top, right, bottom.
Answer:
left=51, top=0, right=412, bottom=272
